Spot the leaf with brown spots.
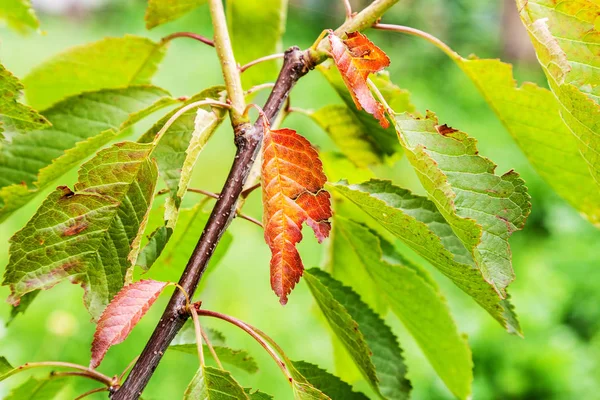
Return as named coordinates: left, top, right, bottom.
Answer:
left=328, top=31, right=391, bottom=128
left=90, top=279, right=168, bottom=368
left=261, top=121, right=332, bottom=304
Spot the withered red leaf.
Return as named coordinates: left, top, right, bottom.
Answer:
left=328, top=31, right=391, bottom=128
left=90, top=279, right=168, bottom=368
left=261, top=122, right=332, bottom=305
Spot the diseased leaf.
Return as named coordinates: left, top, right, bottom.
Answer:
left=0, top=0, right=39, bottom=33
left=333, top=217, right=473, bottom=399
left=292, top=361, right=369, bottom=400
left=332, top=179, right=521, bottom=334
left=452, top=55, right=600, bottom=226
left=0, top=86, right=173, bottom=222
left=3, top=142, right=159, bottom=318
left=7, top=290, right=39, bottom=325
left=91, top=279, right=168, bottom=368
left=4, top=376, right=69, bottom=400
left=328, top=31, right=391, bottom=128
left=145, top=0, right=207, bottom=29
left=262, top=123, right=332, bottom=304
left=318, top=65, right=413, bottom=167
left=0, top=63, right=49, bottom=137
left=23, top=35, right=167, bottom=109
left=393, top=112, right=531, bottom=296
left=304, top=268, right=411, bottom=399
left=244, top=388, right=274, bottom=400
left=184, top=365, right=249, bottom=400
left=227, top=0, right=287, bottom=88
left=517, top=0, right=600, bottom=188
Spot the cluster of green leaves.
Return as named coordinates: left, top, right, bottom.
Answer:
left=0, top=0, right=598, bottom=399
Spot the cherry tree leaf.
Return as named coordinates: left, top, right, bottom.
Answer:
left=0, top=86, right=173, bottom=222
left=332, top=179, right=521, bottom=334
left=4, top=376, right=69, bottom=400
left=184, top=365, right=249, bottom=400
left=244, top=389, right=274, bottom=399
left=0, top=0, right=39, bottom=33
left=227, top=0, right=287, bottom=89
left=145, top=0, right=207, bottom=29
left=517, top=0, right=600, bottom=188
left=23, top=35, right=167, bottom=109
left=0, top=63, right=49, bottom=137
left=91, top=279, right=167, bottom=368
left=261, top=124, right=332, bottom=304
left=332, top=217, right=473, bottom=399
left=3, top=142, right=159, bottom=318
left=328, top=31, right=391, bottom=128
left=292, top=361, right=369, bottom=400
left=393, top=112, right=531, bottom=297
left=304, top=268, right=411, bottom=399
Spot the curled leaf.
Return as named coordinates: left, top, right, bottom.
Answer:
left=328, top=31, right=391, bottom=128
left=261, top=122, right=332, bottom=304
left=90, top=279, right=168, bottom=368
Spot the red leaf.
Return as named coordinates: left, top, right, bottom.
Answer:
left=328, top=31, right=391, bottom=128
left=261, top=123, right=332, bottom=305
left=90, top=279, right=168, bottom=368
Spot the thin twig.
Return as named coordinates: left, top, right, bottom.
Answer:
left=189, top=306, right=205, bottom=366
left=342, top=0, right=353, bottom=20
left=287, top=106, right=313, bottom=116
left=154, top=100, right=231, bottom=141
left=187, top=188, right=220, bottom=199
left=74, top=387, right=109, bottom=400
left=239, top=53, right=285, bottom=73
left=241, top=183, right=261, bottom=199
left=199, top=325, right=223, bottom=369
left=161, top=32, right=215, bottom=47
left=119, top=356, right=140, bottom=383
left=245, top=83, right=276, bottom=96
left=48, top=370, right=111, bottom=386
left=373, top=23, right=458, bottom=59
left=3, top=361, right=114, bottom=387
left=198, top=310, right=292, bottom=383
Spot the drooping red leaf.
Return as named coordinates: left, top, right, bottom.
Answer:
left=90, top=279, right=168, bottom=368
left=328, top=30, right=391, bottom=128
left=261, top=121, right=332, bottom=305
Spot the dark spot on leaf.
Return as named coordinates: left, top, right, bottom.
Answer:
left=58, top=186, right=75, bottom=199
left=435, top=124, right=458, bottom=136
left=63, top=220, right=88, bottom=236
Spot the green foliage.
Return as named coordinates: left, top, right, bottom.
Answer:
left=145, top=0, right=207, bottom=29
left=184, top=365, right=249, bottom=399
left=4, top=376, right=68, bottom=400
left=0, top=0, right=39, bottom=33
left=292, top=361, right=369, bottom=399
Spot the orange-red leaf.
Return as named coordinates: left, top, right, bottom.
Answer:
left=329, top=31, right=391, bottom=128
left=261, top=124, right=332, bottom=305
left=90, top=279, right=167, bottom=368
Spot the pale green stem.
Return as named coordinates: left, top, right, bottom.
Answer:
left=373, top=23, right=459, bottom=60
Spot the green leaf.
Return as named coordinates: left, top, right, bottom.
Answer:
left=227, top=0, right=287, bottom=89
left=393, top=111, right=531, bottom=297
left=452, top=55, right=600, bottom=226
left=145, top=0, right=207, bottom=29
left=517, top=1, right=600, bottom=188
left=7, top=289, right=39, bottom=325
left=331, top=179, right=521, bottom=334
left=137, top=203, right=232, bottom=278
left=184, top=365, right=249, bottom=400
left=318, top=64, right=412, bottom=166
left=0, top=63, right=49, bottom=137
left=0, top=85, right=173, bottom=222
left=0, top=357, right=13, bottom=378
left=244, top=389, right=274, bottom=400
left=173, top=322, right=226, bottom=347
left=0, top=0, right=39, bottom=33
left=292, top=361, right=369, bottom=400
left=23, top=35, right=167, bottom=109
left=334, top=217, right=473, bottom=399
left=4, top=376, right=68, bottom=400
left=304, top=268, right=411, bottom=399
left=3, top=142, right=159, bottom=318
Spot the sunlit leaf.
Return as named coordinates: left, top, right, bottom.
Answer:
left=332, top=179, right=521, bottom=334
left=0, top=0, right=39, bottom=33
left=292, top=361, right=369, bottom=399
left=0, top=86, right=173, bottom=222
left=3, top=142, right=159, bottom=318
left=23, top=35, right=167, bottom=109
left=0, top=63, right=49, bottom=137
left=4, top=376, right=69, bottom=400
left=145, top=0, right=207, bottom=29
left=333, top=217, right=473, bottom=399
left=184, top=365, right=249, bottom=400
left=0, top=356, right=13, bottom=378
left=227, top=0, right=287, bottom=88
left=304, top=268, right=411, bottom=399
left=328, top=31, right=391, bottom=128
left=262, top=124, right=332, bottom=304
left=91, top=279, right=168, bottom=368
left=244, top=388, right=274, bottom=399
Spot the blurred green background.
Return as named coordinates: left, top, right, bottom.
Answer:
left=1, top=0, right=600, bottom=399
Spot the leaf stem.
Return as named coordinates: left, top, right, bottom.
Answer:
left=118, top=356, right=140, bottom=383
left=161, top=32, right=215, bottom=47
left=367, top=78, right=393, bottom=114
left=241, top=183, right=261, bottom=199
left=189, top=306, right=205, bottom=366
left=373, top=23, right=458, bottom=59
left=197, top=309, right=292, bottom=384
left=199, top=324, right=224, bottom=369
left=342, top=0, right=353, bottom=20
left=3, top=361, right=114, bottom=387
left=245, top=83, right=276, bottom=96
left=74, top=387, right=109, bottom=400
left=208, top=0, right=248, bottom=126
left=240, top=53, right=285, bottom=73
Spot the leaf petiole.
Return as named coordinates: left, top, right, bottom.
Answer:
left=239, top=53, right=285, bottom=73
left=160, top=32, right=215, bottom=47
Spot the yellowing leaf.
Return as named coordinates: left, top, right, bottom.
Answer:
left=145, top=0, right=207, bottom=29
left=262, top=123, right=332, bottom=304
left=0, top=0, right=39, bottom=33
